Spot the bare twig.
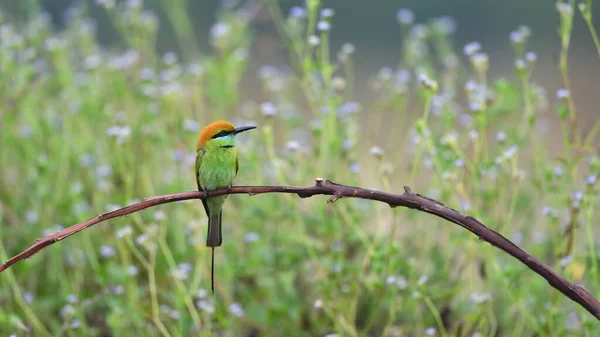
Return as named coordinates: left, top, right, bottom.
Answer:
left=1, top=178, right=599, bottom=320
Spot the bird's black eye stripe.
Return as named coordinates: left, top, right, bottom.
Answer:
left=212, top=130, right=230, bottom=139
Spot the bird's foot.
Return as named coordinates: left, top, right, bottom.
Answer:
left=226, top=184, right=232, bottom=193
left=203, top=189, right=209, bottom=199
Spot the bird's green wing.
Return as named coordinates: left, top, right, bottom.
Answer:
left=195, top=149, right=210, bottom=216
left=236, top=156, right=239, bottom=175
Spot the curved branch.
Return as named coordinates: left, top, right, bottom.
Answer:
left=2, top=178, right=599, bottom=320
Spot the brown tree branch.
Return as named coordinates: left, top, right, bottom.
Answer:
left=2, top=178, right=599, bottom=320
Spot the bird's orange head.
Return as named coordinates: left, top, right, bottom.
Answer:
left=196, top=120, right=256, bottom=151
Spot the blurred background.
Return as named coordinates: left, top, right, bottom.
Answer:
left=2, top=0, right=600, bottom=336
left=31, top=0, right=600, bottom=124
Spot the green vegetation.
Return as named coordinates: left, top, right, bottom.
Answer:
left=1, top=0, right=600, bottom=335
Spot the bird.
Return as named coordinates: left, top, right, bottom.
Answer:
left=195, top=120, right=256, bottom=294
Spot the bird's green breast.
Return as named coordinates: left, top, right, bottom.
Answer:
left=197, top=141, right=238, bottom=191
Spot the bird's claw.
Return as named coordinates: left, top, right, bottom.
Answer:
left=226, top=184, right=232, bottom=193
left=204, top=189, right=209, bottom=199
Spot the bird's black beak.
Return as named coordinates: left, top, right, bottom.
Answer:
left=233, top=126, right=257, bottom=134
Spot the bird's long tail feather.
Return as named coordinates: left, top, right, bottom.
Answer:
left=207, top=210, right=222, bottom=294
left=206, top=211, right=223, bottom=247
left=211, top=248, right=215, bottom=294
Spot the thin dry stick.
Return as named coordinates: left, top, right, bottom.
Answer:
left=2, top=179, right=599, bottom=320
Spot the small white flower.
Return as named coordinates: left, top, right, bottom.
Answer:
left=197, top=288, right=208, bottom=298
left=23, top=291, right=34, bottom=303
left=341, top=43, right=355, bottom=54
left=433, top=16, right=456, bottom=35
left=139, top=67, right=155, bottom=80
left=586, top=175, right=597, bottom=185
left=25, top=209, right=38, bottom=224
left=553, top=166, right=563, bottom=176
left=556, top=89, right=570, bottom=100
left=441, top=132, right=458, bottom=145
left=541, top=206, right=552, bottom=216
left=314, top=299, right=323, bottom=308
left=308, top=35, right=320, bottom=46
left=106, top=125, right=132, bottom=144
left=471, top=53, right=489, bottom=67
left=556, top=2, right=572, bottom=15
left=95, top=164, right=113, bottom=178
left=71, top=319, right=81, bottom=328
left=331, top=77, right=347, bottom=91
left=228, top=302, right=245, bottom=317
left=99, top=245, right=116, bottom=258
left=170, top=310, right=181, bottom=320
left=60, top=304, right=76, bottom=318
left=510, top=30, right=524, bottom=44
left=560, top=255, right=573, bottom=267
left=369, top=146, right=385, bottom=157
left=396, top=8, right=414, bottom=25
left=210, top=22, right=231, bottom=42
left=136, top=233, right=149, bottom=245
left=396, top=276, right=408, bottom=289
left=496, top=131, right=506, bottom=143
left=244, top=232, right=260, bottom=243
left=126, top=0, right=142, bottom=9
left=503, top=145, right=518, bottom=159
left=316, top=21, right=330, bottom=31
left=18, top=124, right=32, bottom=139
left=111, top=285, right=125, bottom=294
left=288, top=6, right=307, bottom=19
left=196, top=300, right=215, bottom=313
left=162, top=51, right=177, bottom=65
left=117, top=225, right=133, bottom=238
left=320, top=8, right=334, bottom=18
left=153, top=211, right=166, bottom=221
left=127, top=265, right=139, bottom=275
left=95, top=0, right=115, bottom=9
left=42, top=224, right=63, bottom=237
left=71, top=182, right=84, bottom=194
left=285, top=140, right=301, bottom=152
left=169, top=263, right=191, bottom=280
left=160, top=304, right=171, bottom=313
left=261, top=102, right=276, bottom=116
left=66, top=294, right=79, bottom=303
left=463, top=41, right=481, bottom=56
left=469, top=292, right=492, bottom=304
left=183, top=119, right=199, bottom=132
left=84, top=54, right=101, bottom=69
left=187, top=63, right=204, bottom=76
left=337, top=101, right=361, bottom=116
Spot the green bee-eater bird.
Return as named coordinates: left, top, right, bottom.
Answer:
left=195, top=120, right=256, bottom=294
